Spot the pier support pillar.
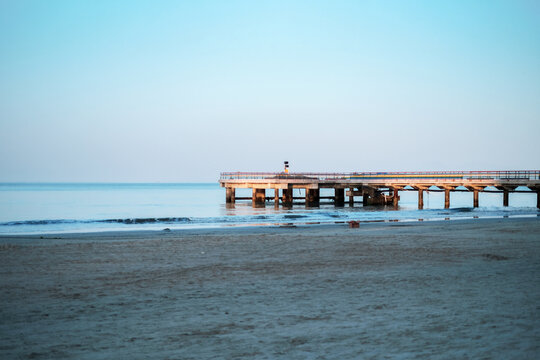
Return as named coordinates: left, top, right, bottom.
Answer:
left=349, top=188, right=355, bottom=207
left=393, top=188, right=399, bottom=209
left=226, top=187, right=235, bottom=203
left=282, top=188, right=293, bottom=208
left=274, top=189, right=280, bottom=207
left=528, top=187, right=540, bottom=209
left=497, top=186, right=515, bottom=207
left=364, top=191, right=387, bottom=206
left=473, top=190, right=479, bottom=208
left=444, top=189, right=450, bottom=209
left=252, top=188, right=265, bottom=207
left=418, top=189, right=424, bottom=209
left=363, top=193, right=369, bottom=206
left=305, top=189, right=320, bottom=207
left=334, top=188, right=345, bottom=207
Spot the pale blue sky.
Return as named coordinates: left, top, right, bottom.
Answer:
left=1, top=0, right=539, bottom=182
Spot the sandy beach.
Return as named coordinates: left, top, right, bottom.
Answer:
left=1, top=218, right=539, bottom=359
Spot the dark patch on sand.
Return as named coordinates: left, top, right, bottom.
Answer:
left=482, top=253, right=510, bottom=261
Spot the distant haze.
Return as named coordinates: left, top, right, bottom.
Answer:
left=1, top=0, right=539, bottom=182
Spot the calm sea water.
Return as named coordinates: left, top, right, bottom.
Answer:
left=0, top=183, right=538, bottom=234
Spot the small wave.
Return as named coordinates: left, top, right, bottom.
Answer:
left=1, top=217, right=191, bottom=226
left=97, top=217, right=191, bottom=224
left=322, top=213, right=342, bottom=218
left=451, top=207, right=474, bottom=213
left=0, top=219, right=79, bottom=226
left=283, top=215, right=307, bottom=219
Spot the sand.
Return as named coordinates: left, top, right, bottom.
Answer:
left=1, top=218, right=539, bottom=359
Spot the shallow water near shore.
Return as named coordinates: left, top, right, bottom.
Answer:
left=0, top=183, right=538, bottom=234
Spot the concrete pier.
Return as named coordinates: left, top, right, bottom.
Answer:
left=334, top=188, right=345, bottom=207
left=350, top=188, right=390, bottom=206
left=220, top=171, right=540, bottom=209
left=282, top=189, right=293, bottom=207
left=252, top=188, right=265, bottom=207
left=226, top=187, right=235, bottom=203
left=444, top=189, right=450, bottom=209
left=305, top=189, right=320, bottom=207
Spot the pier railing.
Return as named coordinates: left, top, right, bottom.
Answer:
left=220, top=170, right=540, bottom=181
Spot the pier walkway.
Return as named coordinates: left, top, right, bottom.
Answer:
left=219, top=171, right=540, bottom=209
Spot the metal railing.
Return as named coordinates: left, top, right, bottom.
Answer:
left=220, top=171, right=540, bottom=181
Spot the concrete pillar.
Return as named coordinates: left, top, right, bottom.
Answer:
left=252, top=188, right=265, bottom=207
left=334, top=188, right=345, bottom=207
left=226, top=187, right=235, bottom=203
left=274, top=189, right=280, bottom=206
left=313, top=189, right=320, bottom=206
left=282, top=188, right=293, bottom=207
left=473, top=190, right=479, bottom=208
left=393, top=188, right=399, bottom=209
left=444, top=189, right=450, bottom=209
left=418, top=189, right=424, bottom=209
left=306, top=189, right=320, bottom=207
left=503, top=190, right=509, bottom=207
left=349, top=188, right=355, bottom=207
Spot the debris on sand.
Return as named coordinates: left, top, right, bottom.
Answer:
left=482, top=253, right=509, bottom=261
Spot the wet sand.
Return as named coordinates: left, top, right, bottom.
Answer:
left=1, top=218, right=539, bottom=359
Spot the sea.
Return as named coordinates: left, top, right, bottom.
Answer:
left=0, top=183, right=538, bottom=235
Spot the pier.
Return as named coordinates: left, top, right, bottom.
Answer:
left=219, top=171, right=540, bottom=209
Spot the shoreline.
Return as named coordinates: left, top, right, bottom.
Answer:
left=1, top=215, right=539, bottom=242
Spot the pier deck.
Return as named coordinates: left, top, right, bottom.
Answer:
left=219, top=171, right=540, bottom=209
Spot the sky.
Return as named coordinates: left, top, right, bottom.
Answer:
left=1, top=0, right=539, bottom=182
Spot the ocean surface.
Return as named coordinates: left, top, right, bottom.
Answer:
left=0, top=183, right=538, bottom=234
